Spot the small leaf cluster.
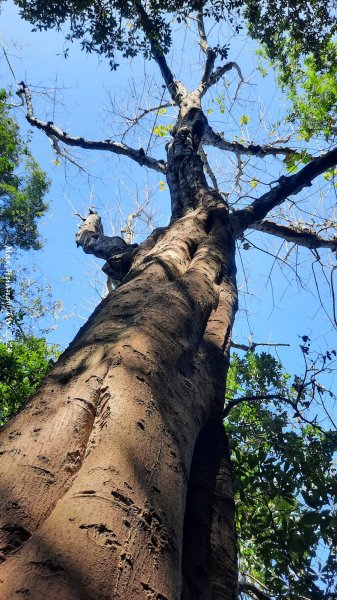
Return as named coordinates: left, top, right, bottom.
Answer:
left=152, top=123, right=173, bottom=137
left=226, top=351, right=337, bottom=598
left=283, top=149, right=312, bottom=174
left=0, top=336, right=59, bottom=426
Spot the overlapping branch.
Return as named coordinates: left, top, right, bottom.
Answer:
left=19, top=82, right=167, bottom=174
left=252, top=220, right=337, bottom=250
left=230, top=145, right=337, bottom=235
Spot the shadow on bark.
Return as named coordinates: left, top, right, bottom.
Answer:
left=181, top=420, right=237, bottom=600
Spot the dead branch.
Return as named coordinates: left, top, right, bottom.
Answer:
left=19, top=81, right=167, bottom=174
left=231, top=341, right=290, bottom=352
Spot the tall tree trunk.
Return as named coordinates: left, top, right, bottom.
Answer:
left=0, top=106, right=239, bottom=599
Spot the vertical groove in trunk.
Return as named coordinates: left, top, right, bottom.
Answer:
left=181, top=280, right=238, bottom=600
left=181, top=421, right=237, bottom=600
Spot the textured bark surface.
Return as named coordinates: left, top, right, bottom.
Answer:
left=0, top=104, right=239, bottom=599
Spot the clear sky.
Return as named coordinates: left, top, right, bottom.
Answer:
left=1, top=0, right=336, bottom=391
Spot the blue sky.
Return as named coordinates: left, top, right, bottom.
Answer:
left=1, top=0, right=336, bottom=391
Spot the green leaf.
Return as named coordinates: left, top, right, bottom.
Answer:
left=240, top=114, right=250, bottom=125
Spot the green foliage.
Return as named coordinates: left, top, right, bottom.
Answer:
left=0, top=88, right=58, bottom=338
left=283, top=149, right=313, bottom=174
left=0, top=88, right=49, bottom=250
left=11, top=1, right=336, bottom=74
left=281, top=44, right=337, bottom=143
left=11, top=0, right=238, bottom=69
left=0, top=262, right=65, bottom=338
left=239, top=114, right=249, bottom=126
left=226, top=352, right=337, bottom=598
left=243, top=1, right=336, bottom=73
left=0, top=336, right=59, bottom=425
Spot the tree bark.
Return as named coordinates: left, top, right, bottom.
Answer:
left=0, top=107, right=238, bottom=599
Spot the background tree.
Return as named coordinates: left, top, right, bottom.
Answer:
left=0, top=2, right=336, bottom=599
left=0, top=86, right=59, bottom=423
left=0, top=87, right=49, bottom=251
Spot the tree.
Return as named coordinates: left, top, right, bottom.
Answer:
left=0, top=2, right=336, bottom=599
left=0, top=88, right=59, bottom=423
left=226, top=349, right=337, bottom=598
left=0, top=87, right=49, bottom=251
left=0, top=85, right=50, bottom=333
left=0, top=336, right=59, bottom=425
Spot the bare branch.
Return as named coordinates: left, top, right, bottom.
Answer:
left=19, top=81, right=167, bottom=174
left=49, top=135, right=91, bottom=174
left=121, top=195, right=150, bottom=245
left=122, top=101, right=173, bottom=139
left=196, top=11, right=217, bottom=94
left=230, top=145, right=337, bottom=235
left=199, top=146, right=219, bottom=191
left=252, top=220, right=337, bottom=250
left=132, top=0, right=186, bottom=104
left=203, top=124, right=298, bottom=157
left=231, top=340, right=290, bottom=352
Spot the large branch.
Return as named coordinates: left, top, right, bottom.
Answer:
left=252, top=220, right=337, bottom=250
left=203, top=124, right=297, bottom=157
left=194, top=11, right=243, bottom=98
left=132, top=0, right=186, bottom=104
left=230, top=145, right=337, bottom=235
left=19, top=82, right=166, bottom=174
